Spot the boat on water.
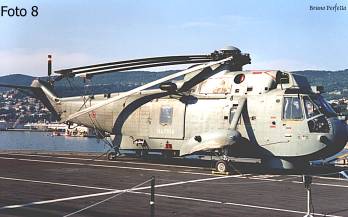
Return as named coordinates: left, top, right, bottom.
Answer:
left=24, top=122, right=68, bottom=131
left=51, top=131, right=62, bottom=136
left=65, top=125, right=95, bottom=137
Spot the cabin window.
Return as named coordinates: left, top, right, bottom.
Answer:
left=199, top=78, right=231, bottom=94
left=160, top=106, right=173, bottom=125
left=283, top=97, right=303, bottom=120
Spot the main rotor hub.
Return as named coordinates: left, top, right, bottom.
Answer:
left=219, top=46, right=241, bottom=53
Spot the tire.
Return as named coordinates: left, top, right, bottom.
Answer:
left=216, top=160, right=228, bottom=173
left=136, top=150, right=148, bottom=158
left=162, top=150, right=173, bottom=159
left=107, top=152, right=117, bottom=161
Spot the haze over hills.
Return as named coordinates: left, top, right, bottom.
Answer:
left=0, top=69, right=347, bottom=99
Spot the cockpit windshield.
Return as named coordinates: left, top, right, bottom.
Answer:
left=303, top=96, right=320, bottom=118
left=305, top=94, right=337, bottom=118
left=283, top=97, right=303, bottom=120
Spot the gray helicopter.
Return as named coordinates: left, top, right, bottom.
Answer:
left=1, top=46, right=347, bottom=172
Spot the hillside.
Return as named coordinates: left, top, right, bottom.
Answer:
left=0, top=71, right=176, bottom=96
left=293, top=69, right=348, bottom=99
left=53, top=71, right=178, bottom=97
left=0, top=74, right=35, bottom=91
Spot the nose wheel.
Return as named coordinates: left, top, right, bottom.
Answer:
left=107, top=152, right=117, bottom=161
left=216, top=160, right=229, bottom=173
left=107, top=146, right=121, bottom=161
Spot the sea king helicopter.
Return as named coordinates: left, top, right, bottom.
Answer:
left=1, top=46, right=347, bottom=172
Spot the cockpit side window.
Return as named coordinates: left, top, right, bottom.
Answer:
left=303, top=96, right=320, bottom=118
left=283, top=97, right=303, bottom=120
left=310, top=95, right=337, bottom=118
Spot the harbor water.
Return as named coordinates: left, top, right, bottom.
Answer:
left=0, top=131, right=108, bottom=153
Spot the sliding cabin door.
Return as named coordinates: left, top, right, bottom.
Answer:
left=149, top=99, right=186, bottom=139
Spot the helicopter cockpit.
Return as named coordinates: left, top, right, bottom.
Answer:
left=282, top=93, right=336, bottom=134
left=303, top=94, right=336, bottom=134
left=303, top=94, right=337, bottom=118
left=278, top=71, right=340, bottom=133
left=280, top=90, right=347, bottom=158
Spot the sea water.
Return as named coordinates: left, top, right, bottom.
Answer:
left=0, top=131, right=107, bottom=153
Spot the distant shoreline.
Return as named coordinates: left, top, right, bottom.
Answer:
left=2, top=129, right=53, bottom=132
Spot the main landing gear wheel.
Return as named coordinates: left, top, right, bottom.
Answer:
left=107, top=152, right=117, bottom=161
left=216, top=160, right=229, bottom=173
left=136, top=150, right=148, bottom=159
left=162, top=150, right=173, bottom=159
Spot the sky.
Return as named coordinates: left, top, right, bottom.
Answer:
left=0, top=0, right=348, bottom=76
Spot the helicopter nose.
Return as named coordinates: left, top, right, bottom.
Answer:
left=327, top=118, right=347, bottom=155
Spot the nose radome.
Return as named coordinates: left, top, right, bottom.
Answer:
left=330, top=118, right=347, bottom=153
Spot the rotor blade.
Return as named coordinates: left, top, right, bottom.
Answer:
left=53, top=59, right=209, bottom=84
left=178, top=67, right=215, bottom=92
left=55, top=55, right=211, bottom=77
left=74, top=59, right=212, bottom=78
left=63, top=56, right=233, bottom=122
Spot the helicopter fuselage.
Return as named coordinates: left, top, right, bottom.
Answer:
left=46, top=69, right=347, bottom=166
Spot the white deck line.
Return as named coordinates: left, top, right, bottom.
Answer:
left=0, top=156, right=171, bottom=172
left=292, top=180, right=348, bottom=188
left=1, top=155, right=348, bottom=187
left=0, top=174, right=341, bottom=217
left=132, top=191, right=342, bottom=217
left=0, top=175, right=233, bottom=210
left=0, top=176, right=114, bottom=191
left=0, top=156, right=217, bottom=176
left=6, top=153, right=207, bottom=170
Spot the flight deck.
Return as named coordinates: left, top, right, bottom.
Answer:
left=0, top=151, right=347, bottom=217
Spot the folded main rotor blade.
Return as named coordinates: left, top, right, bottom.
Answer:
left=76, top=59, right=211, bottom=77
left=55, top=55, right=211, bottom=77
left=178, top=67, right=215, bottom=92
left=63, top=56, right=233, bottom=122
left=53, top=48, right=251, bottom=84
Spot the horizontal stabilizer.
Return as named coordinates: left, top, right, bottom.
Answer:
left=0, top=81, right=60, bottom=119
left=0, top=83, right=37, bottom=90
